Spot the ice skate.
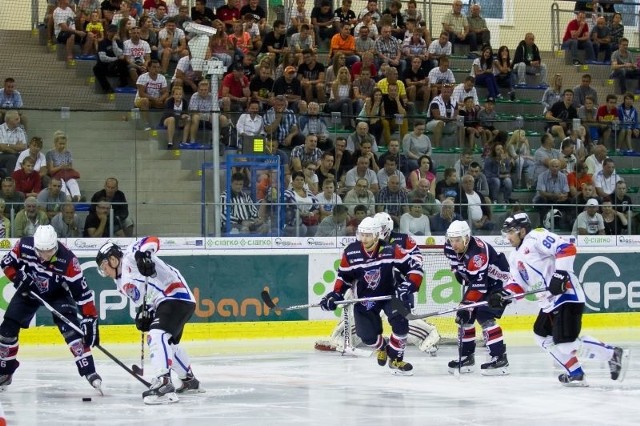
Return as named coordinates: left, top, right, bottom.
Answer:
left=389, top=358, right=414, bottom=376
left=176, top=373, right=205, bottom=394
left=558, top=372, right=589, bottom=387
left=376, top=339, right=388, bottom=367
left=0, top=374, right=12, bottom=392
left=480, top=354, right=509, bottom=376
left=448, top=354, right=475, bottom=374
left=609, top=347, right=630, bottom=382
left=85, top=372, right=103, bottom=395
left=143, top=373, right=179, bottom=405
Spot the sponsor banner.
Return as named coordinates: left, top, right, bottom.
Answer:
left=577, top=235, right=616, bottom=247
left=65, top=238, right=130, bottom=250
left=304, top=237, right=340, bottom=249
left=205, top=237, right=273, bottom=249
left=615, top=235, right=640, bottom=247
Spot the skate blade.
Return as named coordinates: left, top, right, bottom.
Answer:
left=179, top=388, right=206, bottom=395
left=614, top=349, right=631, bottom=382
left=561, top=380, right=589, bottom=388
left=143, top=392, right=180, bottom=405
left=90, top=380, right=104, bottom=396
left=448, top=366, right=473, bottom=375
left=480, top=367, right=510, bottom=376
left=390, top=369, right=414, bottom=376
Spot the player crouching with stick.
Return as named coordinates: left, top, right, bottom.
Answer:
left=319, top=217, right=424, bottom=375
left=96, top=237, right=203, bottom=404
left=498, top=213, right=629, bottom=386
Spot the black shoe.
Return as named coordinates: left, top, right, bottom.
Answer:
left=448, top=354, right=475, bottom=374
left=167, top=142, right=174, bottom=149
left=572, top=59, right=581, bottom=65
left=558, top=372, right=588, bottom=387
left=480, top=353, right=509, bottom=376
left=176, top=373, right=204, bottom=394
left=143, top=373, right=179, bottom=405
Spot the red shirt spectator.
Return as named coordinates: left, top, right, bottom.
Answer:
left=12, top=167, right=41, bottom=198
left=350, top=61, right=377, bottom=80
left=563, top=13, right=589, bottom=43
left=216, top=0, right=241, bottom=26
left=143, top=0, right=167, bottom=12
left=220, top=70, right=250, bottom=98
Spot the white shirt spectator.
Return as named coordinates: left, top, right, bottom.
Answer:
left=14, top=150, right=46, bottom=172
left=593, top=170, right=622, bottom=196
left=53, top=6, right=76, bottom=37
left=345, top=167, right=378, bottom=189
left=171, top=56, right=196, bottom=84
left=158, top=28, right=186, bottom=53
left=377, top=169, right=407, bottom=189
left=466, top=191, right=483, bottom=221
left=0, top=123, right=27, bottom=146
left=124, top=38, right=151, bottom=64
left=427, top=67, right=455, bottom=85
left=0, top=89, right=23, bottom=109
left=236, top=113, right=265, bottom=137
left=428, top=39, right=452, bottom=57
left=573, top=211, right=605, bottom=235
left=135, top=73, right=168, bottom=101
left=111, top=14, right=137, bottom=29
left=451, top=83, right=479, bottom=106
left=354, top=21, right=379, bottom=39
left=399, top=212, right=431, bottom=236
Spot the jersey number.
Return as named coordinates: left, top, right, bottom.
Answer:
left=542, top=235, right=555, bottom=249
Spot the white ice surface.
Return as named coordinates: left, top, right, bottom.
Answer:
left=1, top=335, right=639, bottom=426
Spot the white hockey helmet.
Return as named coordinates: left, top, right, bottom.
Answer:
left=33, top=225, right=58, bottom=252
left=356, top=217, right=381, bottom=241
left=374, top=212, right=394, bottom=240
left=446, top=220, right=471, bottom=241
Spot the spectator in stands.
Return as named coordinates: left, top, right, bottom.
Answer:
left=327, top=136, right=352, bottom=185
left=135, top=60, right=169, bottom=130
left=435, top=167, right=459, bottom=201
left=343, top=177, right=375, bottom=216
left=161, top=86, right=191, bottom=149
left=399, top=202, right=431, bottom=236
left=458, top=95, right=483, bottom=150
left=375, top=25, right=404, bottom=71
left=585, top=144, right=607, bottom=176
left=236, top=99, right=265, bottom=145
left=315, top=152, right=336, bottom=190
left=562, top=11, right=595, bottom=65
left=175, top=4, right=192, bottom=28
left=613, top=180, right=632, bottom=216
left=315, top=203, right=349, bottom=237
left=578, top=95, right=600, bottom=145
left=0, top=110, right=27, bottom=178
left=594, top=158, right=622, bottom=199
left=467, top=3, right=490, bottom=48
left=427, top=57, right=456, bottom=102
left=353, top=140, right=379, bottom=173
left=375, top=174, right=407, bottom=227
left=14, top=136, right=47, bottom=188
left=11, top=157, right=40, bottom=199
left=378, top=138, right=410, bottom=176
left=37, top=177, right=70, bottom=220
left=360, top=88, right=384, bottom=143
left=260, top=20, right=288, bottom=64
left=143, top=0, right=167, bottom=13
left=124, top=26, right=152, bottom=86
left=84, top=197, right=124, bottom=237
left=573, top=74, right=598, bottom=108
left=506, top=130, right=535, bottom=189
left=468, top=161, right=491, bottom=203
left=215, top=0, right=241, bottom=31
left=220, top=172, right=267, bottom=234
left=513, top=33, right=548, bottom=86
left=1, top=177, right=24, bottom=215
left=93, top=24, right=128, bottom=93
left=311, top=0, right=335, bottom=45
left=220, top=63, right=251, bottom=113
left=138, top=16, right=159, bottom=60
left=14, top=197, right=48, bottom=238
left=591, top=16, right=613, bottom=62
left=472, top=45, right=500, bottom=99
left=290, top=134, right=323, bottom=173
left=90, top=177, right=134, bottom=237
left=0, top=78, right=26, bottom=128
left=299, top=103, right=331, bottom=151
left=354, top=23, right=375, bottom=60
left=611, top=37, right=640, bottom=94
left=545, top=89, right=578, bottom=140
left=0, top=198, right=9, bottom=237
left=354, top=11, right=378, bottom=41
left=101, top=0, right=121, bottom=24
left=402, top=26, right=428, bottom=65
left=330, top=23, right=358, bottom=66
left=158, top=18, right=187, bottom=74
left=541, top=73, right=563, bottom=114
left=617, top=93, right=640, bottom=152
left=51, top=202, right=84, bottom=238
left=427, top=32, right=452, bottom=71
left=46, top=131, right=82, bottom=203
left=381, top=83, right=409, bottom=146
left=241, top=0, right=267, bottom=33
left=403, top=56, right=430, bottom=104
left=327, top=66, right=356, bottom=130
left=113, top=0, right=138, bottom=31
left=344, top=156, right=379, bottom=193
left=273, top=65, right=305, bottom=113
left=283, top=170, right=319, bottom=236
left=263, top=95, right=304, bottom=150
left=250, top=63, right=274, bottom=111
left=572, top=198, right=605, bottom=236
left=377, top=155, right=406, bottom=190
left=402, top=120, right=432, bottom=172
left=452, top=149, right=472, bottom=179
left=484, top=143, right=514, bottom=204
left=381, top=0, right=405, bottom=40
left=596, top=94, right=620, bottom=148
left=610, top=13, right=624, bottom=51
left=430, top=198, right=460, bottom=235
left=406, top=178, right=439, bottom=216
left=451, top=76, right=479, bottom=108
left=346, top=121, right=377, bottom=154
left=191, top=0, right=215, bottom=26
left=493, top=46, right=514, bottom=94
left=54, top=0, right=95, bottom=61
left=533, top=159, right=570, bottom=226
left=427, top=83, right=458, bottom=148
left=297, top=49, right=326, bottom=105
left=568, top=161, right=593, bottom=201
left=533, top=133, right=563, bottom=178
left=478, top=97, right=499, bottom=144
left=454, top=174, right=493, bottom=231
left=442, top=0, right=476, bottom=54
left=560, top=138, right=578, bottom=174
left=316, top=178, right=342, bottom=221
left=601, top=197, right=627, bottom=235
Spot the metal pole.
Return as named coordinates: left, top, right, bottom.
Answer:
left=209, top=61, right=225, bottom=238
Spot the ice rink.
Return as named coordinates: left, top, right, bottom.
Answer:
left=1, top=336, right=638, bottom=426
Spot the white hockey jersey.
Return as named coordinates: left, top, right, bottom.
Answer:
left=116, top=236, right=195, bottom=310
left=507, top=228, right=585, bottom=313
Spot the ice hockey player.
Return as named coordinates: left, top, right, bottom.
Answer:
left=319, top=217, right=424, bottom=375
left=498, top=213, right=629, bottom=386
left=0, top=225, right=102, bottom=393
left=444, top=220, right=512, bottom=375
left=96, top=237, right=203, bottom=404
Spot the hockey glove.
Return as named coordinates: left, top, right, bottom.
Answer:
left=80, top=317, right=99, bottom=347
left=396, top=281, right=415, bottom=310
left=134, top=251, right=156, bottom=277
left=320, top=291, right=343, bottom=311
left=135, top=305, right=153, bottom=332
left=455, top=301, right=474, bottom=325
left=488, top=289, right=513, bottom=309
left=13, top=270, right=36, bottom=296
left=548, top=270, right=570, bottom=296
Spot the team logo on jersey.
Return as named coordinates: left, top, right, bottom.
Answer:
left=70, top=340, right=84, bottom=356
left=517, top=261, right=529, bottom=282
left=35, top=277, right=49, bottom=293
left=475, top=238, right=485, bottom=248
left=363, top=268, right=381, bottom=290
left=0, top=346, right=10, bottom=358
left=467, top=254, right=487, bottom=271
left=122, top=283, right=141, bottom=302
left=72, top=257, right=81, bottom=274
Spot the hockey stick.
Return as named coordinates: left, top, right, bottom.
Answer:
left=391, top=288, right=547, bottom=321
left=29, top=291, right=152, bottom=388
left=132, top=277, right=149, bottom=376
left=261, top=289, right=392, bottom=312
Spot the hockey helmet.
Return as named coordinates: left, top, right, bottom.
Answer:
left=374, top=212, right=394, bottom=240
left=543, top=209, right=561, bottom=230
left=502, top=212, right=532, bottom=234
left=446, top=220, right=471, bottom=241
left=33, top=225, right=58, bottom=252
left=356, top=217, right=381, bottom=241
left=95, top=241, right=123, bottom=277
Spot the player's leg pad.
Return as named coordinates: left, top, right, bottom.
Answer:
left=480, top=353, right=509, bottom=376
left=143, top=373, right=179, bottom=405
left=609, top=347, right=630, bottom=382
left=558, top=372, right=589, bottom=387
left=448, top=354, right=475, bottom=374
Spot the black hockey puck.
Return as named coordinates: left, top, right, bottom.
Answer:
left=82, top=397, right=92, bottom=402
